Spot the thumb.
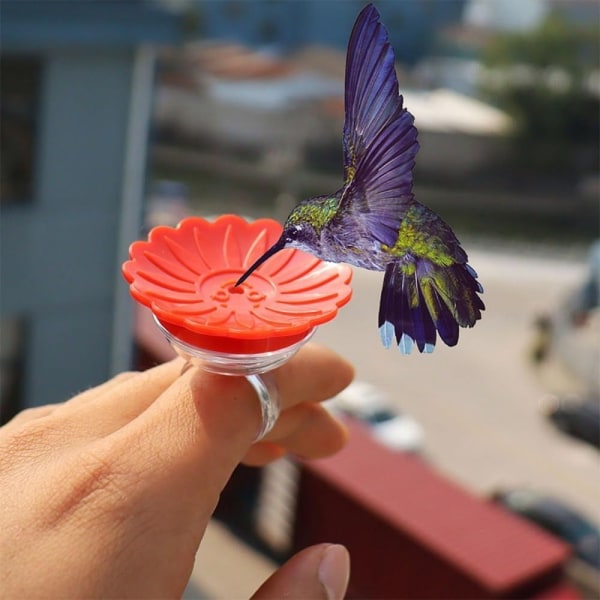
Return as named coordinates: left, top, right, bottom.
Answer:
left=251, top=544, right=350, bottom=600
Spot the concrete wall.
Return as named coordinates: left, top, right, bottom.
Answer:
left=1, top=48, right=141, bottom=408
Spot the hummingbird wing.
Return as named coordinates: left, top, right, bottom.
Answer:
left=337, top=3, right=419, bottom=248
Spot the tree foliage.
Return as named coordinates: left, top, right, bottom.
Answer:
left=481, top=13, right=599, bottom=172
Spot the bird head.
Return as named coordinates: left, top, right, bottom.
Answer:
left=235, top=216, right=320, bottom=287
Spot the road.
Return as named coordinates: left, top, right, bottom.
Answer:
left=312, top=246, right=600, bottom=523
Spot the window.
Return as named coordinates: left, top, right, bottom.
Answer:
left=0, top=56, right=41, bottom=204
left=0, top=317, right=28, bottom=424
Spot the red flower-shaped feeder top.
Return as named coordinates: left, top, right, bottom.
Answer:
left=122, top=215, right=353, bottom=354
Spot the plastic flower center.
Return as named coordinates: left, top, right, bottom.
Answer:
left=199, top=270, right=269, bottom=309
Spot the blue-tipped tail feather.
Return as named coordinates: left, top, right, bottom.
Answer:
left=378, top=259, right=484, bottom=354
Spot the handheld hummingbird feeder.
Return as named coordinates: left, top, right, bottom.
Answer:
left=122, top=3, right=484, bottom=436
left=122, top=215, right=353, bottom=438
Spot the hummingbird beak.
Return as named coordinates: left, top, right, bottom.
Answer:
left=235, top=236, right=286, bottom=287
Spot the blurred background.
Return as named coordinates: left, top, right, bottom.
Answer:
left=1, top=0, right=598, bottom=598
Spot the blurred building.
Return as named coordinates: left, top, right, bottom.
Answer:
left=154, top=40, right=512, bottom=193
left=155, top=42, right=342, bottom=160
left=187, top=0, right=466, bottom=67
left=0, top=1, right=182, bottom=421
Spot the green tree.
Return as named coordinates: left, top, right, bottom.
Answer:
left=482, top=13, right=599, bottom=173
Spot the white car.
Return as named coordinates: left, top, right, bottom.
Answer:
left=324, top=381, right=424, bottom=453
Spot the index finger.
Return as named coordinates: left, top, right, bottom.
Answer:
left=110, top=344, right=353, bottom=504
left=139, top=343, right=352, bottom=453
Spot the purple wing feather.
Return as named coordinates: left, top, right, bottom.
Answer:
left=337, top=3, right=419, bottom=248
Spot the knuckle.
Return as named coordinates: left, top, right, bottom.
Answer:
left=112, top=370, right=139, bottom=384
left=0, top=419, right=59, bottom=465
left=50, top=444, right=135, bottom=526
left=16, top=406, right=48, bottom=420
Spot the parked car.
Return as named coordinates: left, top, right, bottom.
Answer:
left=546, top=397, right=600, bottom=448
left=492, top=488, right=600, bottom=570
left=324, top=381, right=424, bottom=453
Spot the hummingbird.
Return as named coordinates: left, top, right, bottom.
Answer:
left=236, top=3, right=484, bottom=354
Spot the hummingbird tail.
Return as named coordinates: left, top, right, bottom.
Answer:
left=378, top=259, right=484, bottom=354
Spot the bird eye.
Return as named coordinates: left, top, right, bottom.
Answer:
left=288, top=226, right=301, bottom=240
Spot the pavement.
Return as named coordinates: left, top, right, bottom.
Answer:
left=187, top=520, right=276, bottom=599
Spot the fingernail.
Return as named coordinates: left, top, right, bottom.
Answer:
left=318, top=544, right=350, bottom=600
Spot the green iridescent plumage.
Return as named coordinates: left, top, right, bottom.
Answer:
left=286, top=196, right=340, bottom=234
left=383, top=204, right=456, bottom=268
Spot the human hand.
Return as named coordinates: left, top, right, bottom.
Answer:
left=0, top=344, right=353, bottom=599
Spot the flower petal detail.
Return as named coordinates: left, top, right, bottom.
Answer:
left=122, top=215, right=353, bottom=344
left=135, top=269, right=194, bottom=294
left=274, top=292, right=339, bottom=306
left=279, top=269, right=339, bottom=294
left=260, top=247, right=296, bottom=278
left=223, top=224, right=242, bottom=268
left=234, top=310, right=255, bottom=329
left=274, top=254, right=323, bottom=284
left=143, top=250, right=197, bottom=283
left=163, top=236, right=205, bottom=276
left=244, top=229, right=270, bottom=267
